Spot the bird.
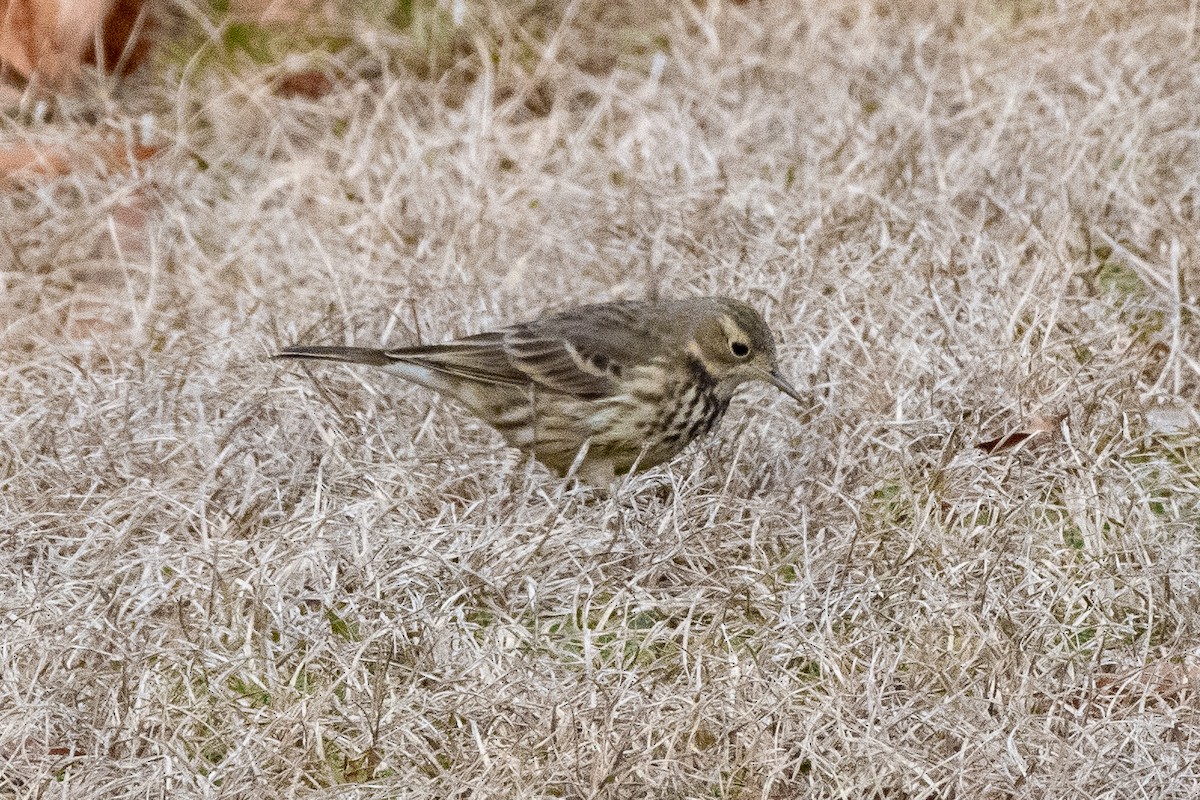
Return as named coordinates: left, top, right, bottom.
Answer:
left=276, top=296, right=803, bottom=484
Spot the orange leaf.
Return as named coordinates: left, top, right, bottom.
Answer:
left=0, top=0, right=150, bottom=89
left=0, top=142, right=71, bottom=178
left=0, top=136, right=158, bottom=184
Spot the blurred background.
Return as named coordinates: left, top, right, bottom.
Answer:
left=3, top=2, right=1199, bottom=798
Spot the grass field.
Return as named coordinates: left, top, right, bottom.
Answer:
left=3, top=1, right=1200, bottom=796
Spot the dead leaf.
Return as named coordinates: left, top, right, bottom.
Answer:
left=1091, top=659, right=1200, bottom=706
left=274, top=69, right=334, bottom=99
left=0, top=136, right=158, bottom=184
left=0, top=142, right=70, bottom=177
left=0, top=0, right=150, bottom=90
left=85, top=0, right=154, bottom=75
left=977, top=413, right=1067, bottom=455
left=100, top=184, right=160, bottom=260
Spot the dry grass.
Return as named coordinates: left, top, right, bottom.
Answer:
left=3, top=0, right=1200, bottom=796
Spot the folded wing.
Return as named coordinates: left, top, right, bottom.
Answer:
left=381, top=301, right=667, bottom=401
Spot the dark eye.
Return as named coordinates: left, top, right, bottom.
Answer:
left=730, top=340, right=751, bottom=358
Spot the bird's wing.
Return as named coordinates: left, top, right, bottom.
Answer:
left=506, top=302, right=666, bottom=397
left=381, top=302, right=669, bottom=400
left=381, top=331, right=531, bottom=388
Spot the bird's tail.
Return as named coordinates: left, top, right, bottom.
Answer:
left=274, top=346, right=392, bottom=366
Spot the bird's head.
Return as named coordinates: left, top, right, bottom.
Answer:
left=689, top=298, right=804, bottom=402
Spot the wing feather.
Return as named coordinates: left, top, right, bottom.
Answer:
left=376, top=301, right=676, bottom=400
left=381, top=331, right=528, bottom=387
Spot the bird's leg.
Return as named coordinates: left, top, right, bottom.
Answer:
left=564, top=436, right=594, bottom=481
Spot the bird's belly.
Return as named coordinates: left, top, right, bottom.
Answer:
left=472, top=384, right=728, bottom=478
left=586, top=386, right=728, bottom=474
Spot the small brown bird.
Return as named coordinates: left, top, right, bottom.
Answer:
left=277, top=296, right=802, bottom=483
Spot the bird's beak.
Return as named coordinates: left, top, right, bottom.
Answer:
left=759, top=368, right=805, bottom=403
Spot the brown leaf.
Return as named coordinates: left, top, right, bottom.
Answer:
left=116, top=143, right=162, bottom=166
left=1092, top=659, right=1200, bottom=705
left=99, top=184, right=160, bottom=260
left=0, top=0, right=150, bottom=89
left=0, top=137, right=158, bottom=184
left=977, top=413, right=1067, bottom=454
left=274, top=69, right=334, bottom=99
left=85, top=0, right=154, bottom=75
left=0, top=143, right=71, bottom=178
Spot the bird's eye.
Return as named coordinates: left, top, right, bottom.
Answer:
left=730, top=340, right=751, bottom=358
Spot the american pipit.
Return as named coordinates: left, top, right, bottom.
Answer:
left=277, top=296, right=802, bottom=483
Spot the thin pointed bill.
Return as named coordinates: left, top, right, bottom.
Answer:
left=758, top=368, right=805, bottom=403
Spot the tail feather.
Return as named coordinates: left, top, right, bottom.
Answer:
left=275, top=346, right=392, bottom=366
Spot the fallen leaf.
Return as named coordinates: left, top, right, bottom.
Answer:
left=274, top=69, right=334, bottom=99
left=0, top=136, right=158, bottom=184
left=0, top=0, right=149, bottom=90
left=977, top=413, right=1067, bottom=454
left=0, top=142, right=70, bottom=177
left=85, top=0, right=154, bottom=75
left=1091, top=659, right=1200, bottom=706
